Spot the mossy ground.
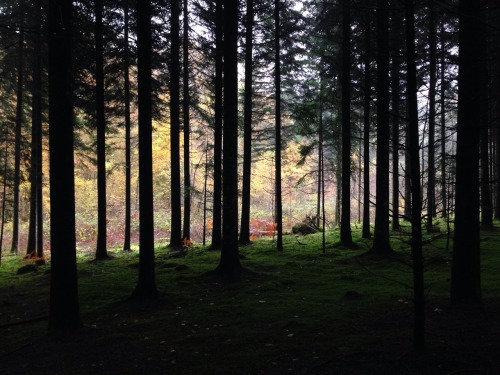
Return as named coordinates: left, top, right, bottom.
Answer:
left=1, top=223, right=499, bottom=374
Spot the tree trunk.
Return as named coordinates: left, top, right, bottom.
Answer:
left=95, top=0, right=108, bottom=260
left=390, top=4, right=401, bottom=231
left=11, top=21, right=24, bottom=255
left=27, top=0, right=43, bottom=257
left=370, top=0, right=393, bottom=255
left=123, top=0, right=132, bottom=252
left=450, top=0, right=482, bottom=305
left=239, top=0, right=254, bottom=245
left=275, top=0, right=283, bottom=252
left=340, top=0, right=353, bottom=247
left=440, top=25, right=448, bottom=219
left=362, top=7, right=372, bottom=239
left=182, top=0, right=191, bottom=241
left=170, top=0, right=183, bottom=249
left=210, top=0, right=223, bottom=249
left=480, top=13, right=492, bottom=229
left=427, top=1, right=437, bottom=231
left=405, top=0, right=425, bottom=350
left=132, top=0, right=158, bottom=299
left=214, top=0, right=242, bottom=278
left=48, top=0, right=81, bottom=330
left=0, top=142, right=8, bottom=265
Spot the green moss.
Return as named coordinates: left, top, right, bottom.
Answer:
left=1, top=225, right=500, bottom=373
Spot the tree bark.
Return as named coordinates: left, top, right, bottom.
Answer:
left=405, top=0, right=425, bottom=350
left=182, top=0, right=191, bottom=241
left=123, top=0, right=132, bottom=252
left=440, top=25, right=448, bottom=219
left=170, top=0, right=183, bottom=249
left=370, top=0, right=393, bottom=255
left=362, top=6, right=372, bottom=239
left=132, top=0, right=158, bottom=298
left=275, top=0, right=283, bottom=252
left=480, top=10, right=492, bottom=229
left=390, top=4, right=401, bottom=231
left=450, top=0, right=482, bottom=305
left=95, top=0, right=108, bottom=260
left=48, top=0, right=81, bottom=330
left=27, top=0, right=43, bottom=258
left=214, top=0, right=242, bottom=277
left=11, top=19, right=24, bottom=255
left=239, top=0, right=254, bottom=245
left=210, top=0, right=223, bottom=249
left=427, top=1, right=437, bottom=231
left=340, top=0, right=353, bottom=247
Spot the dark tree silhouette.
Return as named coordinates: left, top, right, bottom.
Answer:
left=26, top=0, right=43, bottom=260
left=450, top=0, right=482, bottom=305
left=95, top=0, right=109, bottom=260
left=479, top=9, right=492, bottom=229
left=170, top=0, right=183, bottom=249
left=48, top=0, right=81, bottom=330
left=123, top=0, right=132, bottom=252
left=362, top=3, right=372, bottom=239
left=11, top=13, right=24, bottom=255
left=339, top=0, right=354, bottom=247
left=370, top=0, right=393, bottom=255
left=182, top=0, right=191, bottom=241
left=426, top=1, right=437, bottom=231
left=132, top=0, right=158, bottom=299
left=210, top=0, right=223, bottom=250
left=405, top=0, right=425, bottom=350
left=239, top=0, right=254, bottom=246
left=275, top=0, right=283, bottom=252
left=390, top=3, right=402, bottom=232
left=439, top=24, right=448, bottom=219
left=214, top=0, right=242, bottom=277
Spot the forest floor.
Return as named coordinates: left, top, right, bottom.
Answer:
left=1, top=225, right=500, bottom=374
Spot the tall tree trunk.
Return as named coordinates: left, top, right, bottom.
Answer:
left=495, top=52, right=500, bottom=220
left=27, top=0, right=43, bottom=258
left=11, top=20, right=24, bottom=255
left=35, top=0, right=43, bottom=260
left=275, top=0, right=283, bottom=252
left=390, top=3, right=401, bottom=231
left=317, top=79, right=324, bottom=230
left=405, top=0, right=425, bottom=350
left=202, top=144, right=209, bottom=246
left=210, top=0, right=223, bottom=249
left=239, top=0, right=254, bottom=245
left=480, top=14, right=492, bottom=229
left=170, top=0, right=182, bottom=249
left=123, top=0, right=132, bottom=252
left=370, top=0, right=393, bottom=255
left=362, top=7, right=372, bottom=239
left=440, top=25, right=448, bottom=219
left=450, top=0, right=482, bottom=305
left=95, top=0, right=108, bottom=260
left=48, top=0, right=81, bottom=330
left=182, top=0, right=191, bottom=241
left=214, top=0, right=242, bottom=278
left=132, top=0, right=158, bottom=298
left=404, top=127, right=412, bottom=220
left=340, top=0, right=353, bottom=247
left=427, top=1, right=437, bottom=231
left=319, top=92, right=326, bottom=253
left=0, top=142, right=8, bottom=265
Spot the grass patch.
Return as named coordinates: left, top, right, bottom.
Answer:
left=1, top=226, right=500, bottom=374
